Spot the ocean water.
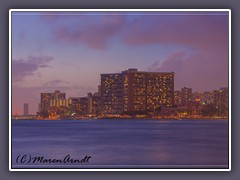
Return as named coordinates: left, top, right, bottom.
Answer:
left=11, top=119, right=229, bottom=169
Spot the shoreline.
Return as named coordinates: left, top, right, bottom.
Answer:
left=12, top=117, right=229, bottom=121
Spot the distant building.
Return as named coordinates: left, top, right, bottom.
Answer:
left=39, top=90, right=66, bottom=115
left=38, top=103, right=41, bottom=113
left=213, top=87, right=229, bottom=116
left=219, top=87, right=229, bottom=113
left=192, top=92, right=202, bottom=102
left=92, top=93, right=101, bottom=115
left=69, top=97, right=81, bottom=114
left=87, top=93, right=93, bottom=114
left=100, top=69, right=174, bottom=115
left=69, top=97, right=88, bottom=116
left=181, top=87, right=192, bottom=105
left=202, top=91, right=214, bottom=105
left=79, top=97, right=88, bottom=115
left=195, top=87, right=229, bottom=117
left=23, top=103, right=29, bottom=116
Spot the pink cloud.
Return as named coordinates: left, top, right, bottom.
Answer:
left=54, top=15, right=126, bottom=50
left=141, top=15, right=229, bottom=91
left=148, top=49, right=228, bottom=91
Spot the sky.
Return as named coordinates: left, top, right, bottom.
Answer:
left=11, top=11, right=229, bottom=115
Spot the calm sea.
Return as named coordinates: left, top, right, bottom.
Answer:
left=11, top=119, right=229, bottom=169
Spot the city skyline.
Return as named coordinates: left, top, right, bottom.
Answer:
left=26, top=69, right=228, bottom=119
left=12, top=11, right=229, bottom=114
left=18, top=69, right=228, bottom=117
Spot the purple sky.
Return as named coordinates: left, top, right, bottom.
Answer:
left=11, top=11, right=229, bottom=115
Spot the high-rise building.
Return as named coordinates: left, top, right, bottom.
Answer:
left=92, top=93, right=101, bottom=115
left=87, top=92, right=101, bottom=115
left=213, top=87, right=229, bottom=116
left=79, top=97, right=88, bottom=115
left=101, top=73, right=124, bottom=114
left=23, top=103, right=29, bottom=116
left=69, top=97, right=81, bottom=114
left=213, top=90, right=221, bottom=109
left=87, top=93, right=93, bottom=114
left=100, top=69, right=174, bottom=115
left=181, top=87, right=192, bottom=105
left=174, top=91, right=181, bottom=106
left=39, top=90, right=66, bottom=114
left=49, top=99, right=72, bottom=107
left=202, top=91, right=214, bottom=105
left=219, top=87, right=228, bottom=108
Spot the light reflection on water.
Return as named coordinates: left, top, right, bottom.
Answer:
left=11, top=119, right=229, bottom=168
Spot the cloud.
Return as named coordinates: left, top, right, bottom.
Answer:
left=141, top=14, right=229, bottom=91
left=148, top=51, right=186, bottom=72
left=147, top=50, right=228, bottom=91
left=45, top=13, right=228, bottom=51
left=12, top=55, right=54, bottom=83
left=124, top=15, right=228, bottom=50
left=54, top=15, right=126, bottom=50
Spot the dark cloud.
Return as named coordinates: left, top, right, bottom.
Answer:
left=12, top=55, right=54, bottom=83
left=46, top=13, right=228, bottom=51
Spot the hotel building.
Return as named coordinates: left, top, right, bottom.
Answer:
left=87, top=92, right=101, bottom=115
left=69, top=97, right=88, bottom=116
left=101, top=69, right=174, bottom=115
left=101, top=73, right=124, bottom=114
left=39, top=90, right=66, bottom=114
left=174, top=91, right=181, bottom=106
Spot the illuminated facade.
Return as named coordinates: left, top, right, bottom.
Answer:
left=69, top=97, right=88, bottom=115
left=87, top=93, right=101, bottom=115
left=174, top=91, right=181, bottom=105
left=202, top=91, right=214, bottom=105
left=101, top=69, right=174, bottom=115
left=213, top=87, right=229, bottom=116
left=219, top=87, right=229, bottom=111
left=39, top=90, right=66, bottom=114
left=181, top=87, right=192, bottom=105
left=50, top=99, right=72, bottom=107
left=101, top=73, right=124, bottom=114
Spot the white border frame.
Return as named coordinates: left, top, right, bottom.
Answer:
left=9, top=9, right=231, bottom=171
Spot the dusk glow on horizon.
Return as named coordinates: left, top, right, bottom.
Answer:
left=11, top=11, right=229, bottom=114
